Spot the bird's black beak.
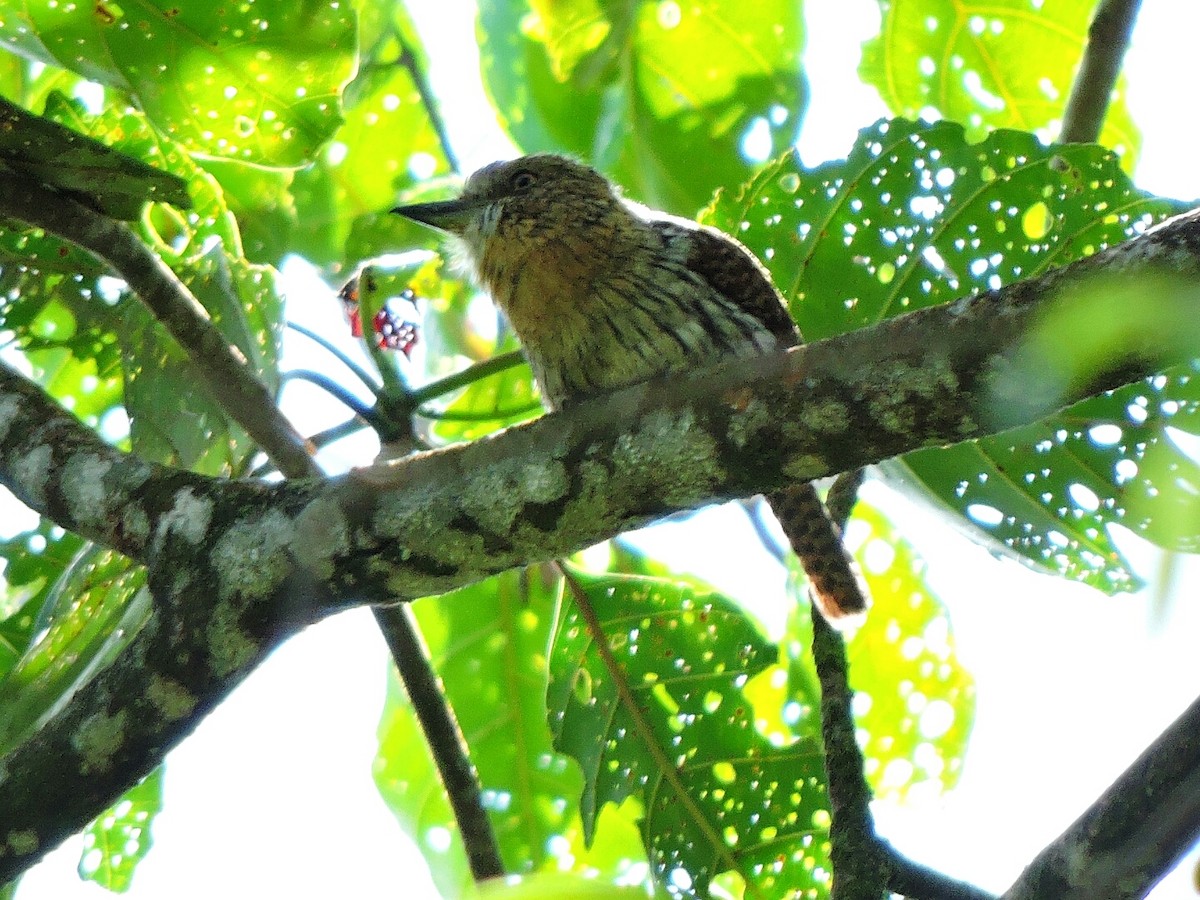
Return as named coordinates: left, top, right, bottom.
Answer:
left=391, top=197, right=479, bottom=235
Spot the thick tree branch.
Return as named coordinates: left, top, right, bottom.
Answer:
left=0, top=206, right=1198, bottom=881
left=0, top=175, right=503, bottom=883
left=1001, top=693, right=1200, bottom=900
left=1059, top=0, right=1142, bottom=144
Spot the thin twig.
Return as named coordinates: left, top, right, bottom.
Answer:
left=283, top=369, right=378, bottom=422
left=811, top=468, right=882, bottom=899
left=248, top=416, right=369, bottom=478
left=1059, top=0, right=1143, bottom=144
left=741, top=496, right=790, bottom=565
left=286, top=320, right=383, bottom=394
left=824, top=470, right=865, bottom=526
left=885, top=846, right=998, bottom=900
left=416, top=405, right=542, bottom=424
left=811, top=609, right=884, bottom=899
left=396, top=37, right=461, bottom=174
left=372, top=604, right=505, bottom=880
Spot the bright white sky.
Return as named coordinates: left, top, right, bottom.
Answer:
left=14, top=1, right=1200, bottom=898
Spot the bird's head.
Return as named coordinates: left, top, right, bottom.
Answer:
left=392, top=154, right=625, bottom=270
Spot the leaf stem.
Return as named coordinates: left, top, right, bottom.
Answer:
left=410, top=350, right=528, bottom=405
left=283, top=369, right=377, bottom=421
left=286, top=320, right=383, bottom=395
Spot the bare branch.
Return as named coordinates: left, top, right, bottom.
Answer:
left=1059, top=0, right=1142, bottom=144
left=808, top=467, right=882, bottom=899
left=1001, top=694, right=1200, bottom=900
left=0, top=173, right=318, bottom=479
left=886, top=849, right=998, bottom=900
left=396, top=36, right=461, bottom=174
left=372, top=605, right=505, bottom=880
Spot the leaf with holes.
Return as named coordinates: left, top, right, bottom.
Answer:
left=0, top=0, right=356, bottom=166
left=292, top=33, right=451, bottom=268
left=704, top=118, right=1190, bottom=591
left=478, top=0, right=805, bottom=214
left=785, top=501, right=975, bottom=801
left=550, top=568, right=831, bottom=898
left=861, top=0, right=1141, bottom=168
left=80, top=767, right=163, bottom=891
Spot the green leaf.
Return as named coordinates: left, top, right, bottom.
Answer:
left=0, top=96, right=190, bottom=219
left=80, top=767, right=164, bottom=892
left=477, top=872, right=649, bottom=900
left=705, top=119, right=1188, bottom=591
left=0, top=0, right=357, bottom=166
left=375, top=568, right=585, bottom=894
left=197, top=159, right=297, bottom=266
left=860, top=0, right=1141, bottom=167
left=291, top=34, right=451, bottom=268
left=0, top=545, right=147, bottom=755
left=786, top=502, right=976, bottom=800
left=478, top=0, right=806, bottom=213
left=550, top=567, right=831, bottom=898
left=25, top=348, right=127, bottom=452
left=118, top=245, right=281, bottom=474
left=35, top=97, right=286, bottom=472
left=0, top=520, right=87, bottom=682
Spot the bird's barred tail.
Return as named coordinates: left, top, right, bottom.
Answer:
left=767, top=482, right=869, bottom=622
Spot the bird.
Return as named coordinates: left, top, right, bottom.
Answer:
left=393, top=154, right=867, bottom=620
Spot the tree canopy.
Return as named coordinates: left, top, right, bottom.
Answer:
left=0, top=1, right=1196, bottom=899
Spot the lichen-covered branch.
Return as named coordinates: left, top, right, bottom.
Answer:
left=0, top=168, right=505, bottom=884
left=0, top=206, right=1199, bottom=881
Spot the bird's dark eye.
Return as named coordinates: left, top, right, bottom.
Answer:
left=510, top=170, right=537, bottom=191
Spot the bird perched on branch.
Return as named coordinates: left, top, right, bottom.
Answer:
left=394, top=154, right=867, bottom=621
